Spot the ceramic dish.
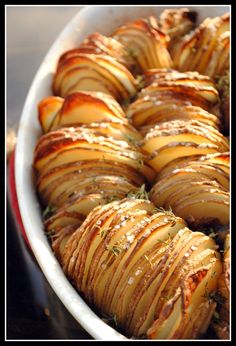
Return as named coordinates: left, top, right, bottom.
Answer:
left=15, top=5, right=230, bottom=340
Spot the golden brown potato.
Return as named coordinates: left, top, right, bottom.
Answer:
left=142, top=119, right=229, bottom=173
left=52, top=53, right=137, bottom=102
left=112, top=17, right=173, bottom=71
left=57, top=32, right=136, bottom=72
left=61, top=198, right=222, bottom=339
left=33, top=126, right=155, bottom=183
left=170, top=13, right=230, bottom=78
left=127, top=69, right=221, bottom=131
left=150, top=153, right=229, bottom=228
left=38, top=91, right=128, bottom=133
left=159, top=8, right=197, bottom=42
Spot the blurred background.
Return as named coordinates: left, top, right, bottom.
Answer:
left=6, top=5, right=93, bottom=340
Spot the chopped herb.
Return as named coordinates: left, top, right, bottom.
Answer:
left=127, top=184, right=149, bottom=200
left=216, top=72, right=229, bottom=98
left=91, top=176, right=97, bottom=183
left=97, top=226, right=112, bottom=239
left=152, top=206, right=177, bottom=226
left=136, top=75, right=145, bottom=90
left=46, top=229, right=56, bottom=239
left=110, top=244, right=123, bottom=256
left=161, top=295, right=172, bottom=302
left=157, top=238, right=168, bottom=244
left=105, top=195, right=118, bottom=203
left=144, top=254, right=153, bottom=268
left=121, top=98, right=131, bottom=108
left=123, top=134, right=139, bottom=147
left=101, top=312, right=118, bottom=327
left=42, top=205, right=56, bottom=220
left=136, top=158, right=144, bottom=170
left=126, top=47, right=138, bottom=58
left=214, top=311, right=220, bottom=320
left=208, top=227, right=218, bottom=239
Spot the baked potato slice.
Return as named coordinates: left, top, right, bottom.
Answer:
left=146, top=142, right=219, bottom=173
left=174, top=195, right=229, bottom=226
left=46, top=175, right=137, bottom=208
left=52, top=53, right=137, bottom=101
left=38, top=96, right=64, bottom=133
left=170, top=13, right=230, bottom=78
left=159, top=8, right=197, bottom=41
left=47, top=91, right=127, bottom=132
left=142, top=122, right=229, bottom=154
left=158, top=152, right=229, bottom=181
left=37, top=159, right=145, bottom=198
left=131, top=229, right=218, bottom=336
left=112, top=16, right=173, bottom=71
left=57, top=32, right=135, bottom=70
left=67, top=199, right=154, bottom=292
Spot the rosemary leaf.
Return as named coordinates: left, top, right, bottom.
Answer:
left=42, top=205, right=56, bottom=220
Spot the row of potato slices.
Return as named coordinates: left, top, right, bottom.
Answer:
left=60, top=198, right=222, bottom=339
left=158, top=8, right=197, bottom=44
left=38, top=90, right=142, bottom=135
left=52, top=52, right=138, bottom=101
left=52, top=15, right=177, bottom=101
left=111, top=16, right=173, bottom=71
left=170, top=12, right=230, bottom=78
left=212, top=233, right=230, bottom=339
left=150, top=152, right=229, bottom=227
left=127, top=69, right=221, bottom=130
left=33, top=123, right=155, bottom=234
left=141, top=119, right=229, bottom=173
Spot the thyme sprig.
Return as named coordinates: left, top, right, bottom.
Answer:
left=152, top=206, right=177, bottom=226
left=127, top=184, right=150, bottom=200
left=123, top=134, right=139, bottom=147
left=97, top=225, right=112, bottom=239
left=136, top=74, right=145, bottom=90
left=42, top=205, right=56, bottom=220
left=101, top=312, right=118, bottom=327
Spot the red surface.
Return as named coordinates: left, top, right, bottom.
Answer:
left=8, top=150, right=32, bottom=250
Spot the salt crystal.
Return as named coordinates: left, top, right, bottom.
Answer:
left=128, top=277, right=134, bottom=285
left=126, top=234, right=134, bottom=242
left=135, top=269, right=142, bottom=276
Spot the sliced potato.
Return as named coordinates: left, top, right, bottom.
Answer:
left=52, top=53, right=137, bottom=101
left=146, top=142, right=219, bottom=173
left=57, top=32, right=135, bottom=71
left=112, top=16, right=173, bottom=71
left=170, top=13, right=230, bottom=78
left=47, top=91, right=128, bottom=132
left=159, top=8, right=197, bottom=42
left=37, top=160, right=145, bottom=199
left=61, top=198, right=221, bottom=339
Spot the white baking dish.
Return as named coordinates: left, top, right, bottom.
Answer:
left=15, top=5, right=230, bottom=340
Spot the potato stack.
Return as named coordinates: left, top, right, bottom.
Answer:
left=33, top=91, right=155, bottom=259
left=62, top=198, right=222, bottom=339
left=32, top=8, right=230, bottom=340
left=170, top=13, right=230, bottom=79
left=169, top=12, right=230, bottom=133
left=127, top=68, right=230, bottom=230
